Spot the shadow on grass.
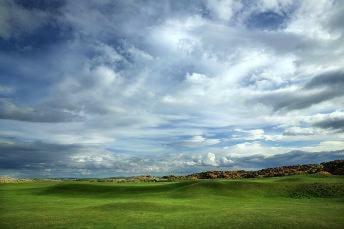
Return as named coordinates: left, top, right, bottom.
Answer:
left=88, top=201, right=204, bottom=212
left=37, top=181, right=199, bottom=198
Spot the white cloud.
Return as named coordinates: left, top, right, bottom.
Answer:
left=206, top=0, right=243, bottom=21
left=284, top=127, right=320, bottom=136
left=225, top=142, right=285, bottom=157
left=177, top=135, right=221, bottom=148
left=286, top=0, right=338, bottom=39
left=203, top=152, right=218, bottom=166
left=301, top=141, right=344, bottom=153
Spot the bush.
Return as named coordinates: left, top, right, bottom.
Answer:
left=321, top=160, right=344, bottom=175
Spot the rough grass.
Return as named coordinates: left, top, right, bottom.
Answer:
left=1, top=175, right=344, bottom=228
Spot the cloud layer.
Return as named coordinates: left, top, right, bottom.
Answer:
left=0, top=0, right=343, bottom=177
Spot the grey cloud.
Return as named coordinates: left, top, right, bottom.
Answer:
left=0, top=140, right=128, bottom=177
left=325, top=0, right=344, bottom=34
left=0, top=100, right=81, bottom=123
left=305, top=71, right=344, bottom=89
left=313, top=118, right=344, bottom=132
left=0, top=141, right=79, bottom=169
left=255, top=70, right=344, bottom=111
left=257, top=90, right=337, bottom=111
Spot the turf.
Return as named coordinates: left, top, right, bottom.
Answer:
left=1, top=175, right=344, bottom=228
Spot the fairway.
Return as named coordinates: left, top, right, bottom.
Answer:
left=1, top=175, right=344, bottom=229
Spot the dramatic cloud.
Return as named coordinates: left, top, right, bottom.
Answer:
left=0, top=0, right=343, bottom=177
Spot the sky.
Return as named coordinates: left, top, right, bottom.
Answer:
left=0, top=0, right=343, bottom=178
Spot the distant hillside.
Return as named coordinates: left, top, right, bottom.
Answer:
left=162, top=160, right=344, bottom=181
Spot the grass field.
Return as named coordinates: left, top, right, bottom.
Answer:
left=1, top=175, right=344, bottom=228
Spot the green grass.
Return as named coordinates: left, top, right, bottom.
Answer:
left=1, top=175, right=344, bottom=228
